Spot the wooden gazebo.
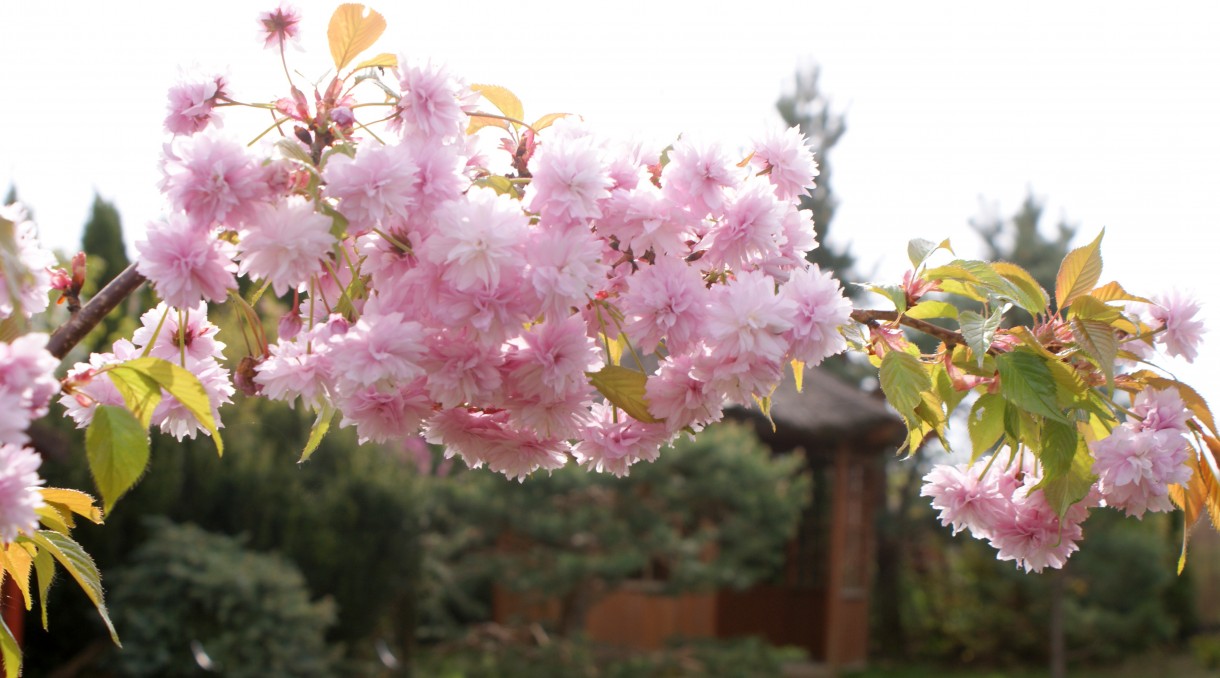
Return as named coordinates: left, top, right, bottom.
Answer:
left=494, top=368, right=904, bottom=670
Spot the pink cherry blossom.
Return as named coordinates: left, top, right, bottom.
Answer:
left=704, top=269, right=795, bottom=363
left=323, top=142, right=419, bottom=234
left=419, top=329, right=504, bottom=409
left=253, top=320, right=346, bottom=408
left=525, top=227, right=609, bottom=321
left=1091, top=423, right=1192, bottom=518
left=700, top=176, right=787, bottom=270
left=334, top=378, right=434, bottom=445
left=921, top=459, right=1010, bottom=537
left=646, top=353, right=725, bottom=434
left=131, top=302, right=226, bottom=364
left=164, top=75, right=226, bottom=136
left=258, top=3, right=301, bottom=50
left=1131, top=386, right=1191, bottom=433
left=236, top=197, right=334, bottom=296
left=481, top=432, right=571, bottom=482
left=503, top=315, right=602, bottom=402
left=661, top=137, right=740, bottom=217
left=418, top=188, right=529, bottom=291
left=425, top=407, right=514, bottom=470
left=327, top=312, right=426, bottom=388
left=391, top=58, right=474, bottom=141
left=781, top=263, right=852, bottom=367
left=504, top=390, right=593, bottom=441
left=160, top=131, right=273, bottom=230
left=151, top=356, right=234, bottom=441
left=527, top=132, right=613, bottom=227
left=0, top=333, right=59, bottom=445
left=136, top=214, right=237, bottom=309
left=987, top=484, right=1088, bottom=573
left=0, top=204, right=54, bottom=321
left=0, top=444, right=44, bottom=543
left=751, top=125, right=819, bottom=201
left=573, top=403, right=669, bottom=477
left=619, top=257, right=709, bottom=355
left=1150, top=290, right=1205, bottom=362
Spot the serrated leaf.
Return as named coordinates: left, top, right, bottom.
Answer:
left=1067, top=295, right=1121, bottom=323
left=328, top=3, right=386, bottom=71
left=112, top=357, right=223, bottom=456
left=1091, top=280, right=1152, bottom=305
left=907, top=238, right=952, bottom=269
left=914, top=393, right=950, bottom=451
left=352, top=51, right=397, bottom=70
left=1039, top=419, right=1080, bottom=478
left=41, top=488, right=103, bottom=525
left=992, top=261, right=1049, bottom=315
left=995, top=350, right=1070, bottom=424
left=301, top=404, right=336, bottom=463
left=905, top=300, right=958, bottom=321
left=1072, top=319, right=1118, bottom=389
left=532, top=112, right=571, bottom=131
left=471, top=84, right=524, bottom=125
left=1170, top=450, right=1214, bottom=573
left=35, top=505, right=71, bottom=534
left=30, top=530, right=119, bottom=646
left=274, top=138, right=315, bottom=166
left=959, top=308, right=1003, bottom=367
left=0, top=616, right=19, bottom=678
left=32, top=548, right=53, bottom=630
left=1055, top=229, right=1105, bottom=310
left=467, top=114, right=511, bottom=135
left=968, top=394, right=1006, bottom=462
left=587, top=365, right=661, bottom=423
left=0, top=544, right=32, bottom=612
left=859, top=283, right=907, bottom=313
left=85, top=405, right=150, bottom=514
left=106, top=367, right=161, bottom=429
left=1033, top=434, right=1096, bottom=517
left=880, top=351, right=930, bottom=419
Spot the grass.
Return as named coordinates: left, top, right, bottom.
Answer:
left=843, top=649, right=1214, bottom=678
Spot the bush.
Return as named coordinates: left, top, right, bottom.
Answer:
left=108, top=519, right=336, bottom=677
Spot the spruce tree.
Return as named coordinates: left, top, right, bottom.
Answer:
left=81, top=193, right=130, bottom=286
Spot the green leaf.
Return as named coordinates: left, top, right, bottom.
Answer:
left=1072, top=319, right=1118, bottom=389
left=991, top=261, right=1049, bottom=315
left=327, top=3, right=386, bottom=71
left=1038, top=419, right=1080, bottom=478
left=859, top=283, right=907, bottom=313
left=958, top=308, right=1003, bottom=367
left=1033, top=435, right=1096, bottom=517
left=1055, top=229, right=1105, bottom=310
left=968, top=394, right=1006, bottom=462
left=0, top=616, right=19, bottom=678
left=300, top=404, right=335, bottom=463
left=113, top=357, right=223, bottom=456
left=880, top=351, right=931, bottom=420
left=29, top=531, right=120, bottom=646
left=587, top=366, right=661, bottom=423
left=106, top=367, right=162, bottom=429
left=905, top=300, right=958, bottom=321
left=995, top=350, right=1070, bottom=424
left=32, top=548, right=53, bottom=630
left=85, top=406, right=151, bottom=514
left=907, top=237, right=952, bottom=269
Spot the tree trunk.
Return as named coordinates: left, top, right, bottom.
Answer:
left=1049, top=568, right=1066, bottom=678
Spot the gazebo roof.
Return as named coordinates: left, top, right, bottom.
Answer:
left=727, top=367, right=905, bottom=454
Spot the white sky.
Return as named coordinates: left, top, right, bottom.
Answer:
left=2, top=1, right=1219, bottom=405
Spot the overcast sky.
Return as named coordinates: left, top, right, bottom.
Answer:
left=2, top=1, right=1218, bottom=403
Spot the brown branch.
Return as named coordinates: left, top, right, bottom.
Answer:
left=850, top=308, right=966, bottom=349
left=47, top=264, right=147, bottom=360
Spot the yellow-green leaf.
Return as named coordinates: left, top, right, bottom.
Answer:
left=1033, top=433, right=1096, bottom=517
left=0, top=544, right=32, bottom=612
left=791, top=360, right=805, bottom=393
left=1055, top=229, right=1105, bottom=310
left=992, top=261, right=1049, bottom=314
left=905, top=300, right=958, bottom=321
left=352, top=52, right=397, bottom=71
left=106, top=366, right=162, bottom=429
left=30, top=530, right=120, bottom=645
left=471, top=84, right=524, bottom=125
left=301, top=404, right=335, bottom=463
left=85, top=405, right=150, bottom=514
left=968, top=394, right=1006, bottom=462
left=0, top=616, right=19, bottom=678
left=995, top=350, right=1070, bottom=424
left=35, top=505, right=71, bottom=535
left=327, top=4, right=386, bottom=71
left=32, top=548, right=53, bottom=630
left=42, top=488, right=104, bottom=525
left=880, top=351, right=930, bottom=420
left=532, top=112, right=571, bottom=131
left=587, top=365, right=661, bottom=423
left=1091, top=280, right=1151, bottom=305
left=466, top=113, right=511, bottom=135
left=113, top=357, right=223, bottom=457
left=1067, top=295, right=1121, bottom=323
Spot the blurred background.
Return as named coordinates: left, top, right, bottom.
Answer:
left=4, top=2, right=1220, bottom=676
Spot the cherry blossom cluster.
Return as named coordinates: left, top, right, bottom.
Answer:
left=922, top=385, right=1195, bottom=571
left=58, top=7, right=856, bottom=483
left=921, top=452, right=1094, bottom=573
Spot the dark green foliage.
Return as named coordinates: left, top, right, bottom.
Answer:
left=443, top=422, right=809, bottom=635
left=776, top=66, right=855, bottom=288
left=416, top=633, right=806, bottom=678
left=80, top=193, right=130, bottom=285
left=108, top=518, right=336, bottom=677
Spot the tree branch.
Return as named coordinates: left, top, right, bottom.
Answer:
left=47, top=264, right=147, bottom=360
left=849, top=308, right=965, bottom=349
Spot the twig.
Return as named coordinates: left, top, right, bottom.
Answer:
left=47, top=264, right=147, bottom=360
left=849, top=308, right=966, bottom=349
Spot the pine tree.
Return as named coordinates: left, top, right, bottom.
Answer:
left=776, top=66, right=855, bottom=288
left=81, top=193, right=130, bottom=286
